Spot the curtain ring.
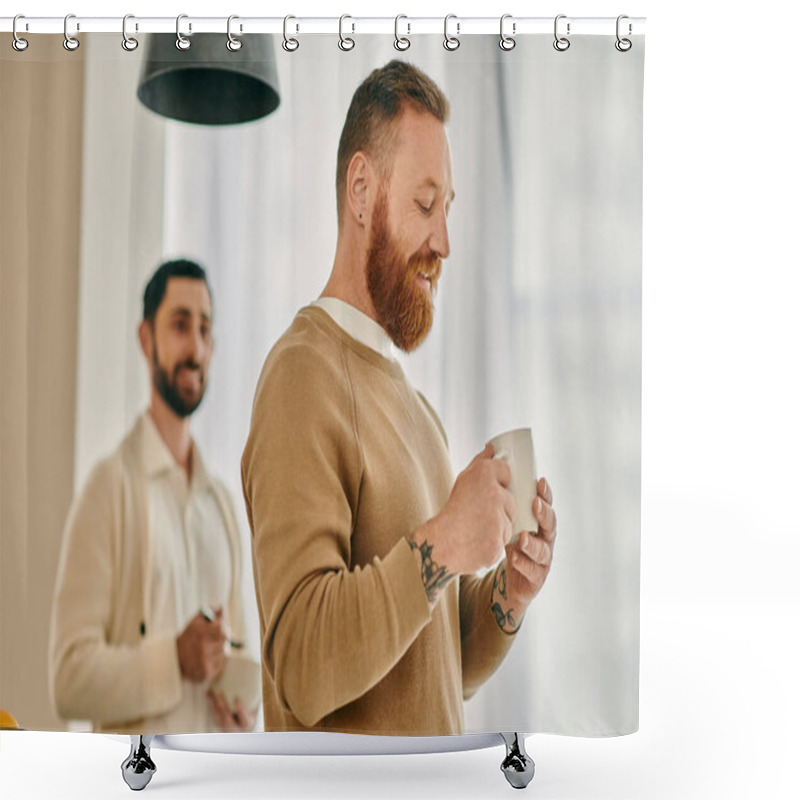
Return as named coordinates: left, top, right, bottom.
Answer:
left=283, top=15, right=299, bottom=52
left=121, top=14, right=138, bottom=52
left=63, top=14, right=80, bottom=51
left=12, top=15, right=29, bottom=52
left=227, top=15, right=243, bottom=51
left=443, top=14, right=460, bottom=51
left=338, top=14, right=355, bottom=51
left=553, top=14, right=570, bottom=52
left=394, top=15, right=410, bottom=51
left=615, top=15, right=632, bottom=52
left=499, top=14, right=516, bottom=51
left=175, top=14, right=191, bottom=51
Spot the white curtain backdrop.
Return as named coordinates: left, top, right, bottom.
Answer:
left=76, top=33, right=642, bottom=735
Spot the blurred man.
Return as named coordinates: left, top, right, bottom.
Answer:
left=50, top=259, right=257, bottom=733
left=242, top=62, right=557, bottom=735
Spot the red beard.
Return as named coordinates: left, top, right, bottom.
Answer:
left=366, top=192, right=442, bottom=353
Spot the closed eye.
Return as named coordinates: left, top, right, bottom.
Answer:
left=416, top=200, right=433, bottom=215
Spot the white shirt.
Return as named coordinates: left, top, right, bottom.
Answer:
left=312, top=297, right=397, bottom=361
left=142, top=412, right=232, bottom=733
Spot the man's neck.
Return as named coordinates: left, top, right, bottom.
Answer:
left=148, top=394, right=193, bottom=479
left=321, top=229, right=377, bottom=321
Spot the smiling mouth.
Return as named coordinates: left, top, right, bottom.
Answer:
left=176, top=365, right=203, bottom=386
left=416, top=271, right=436, bottom=291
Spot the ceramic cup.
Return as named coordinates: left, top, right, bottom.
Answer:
left=211, top=654, right=262, bottom=712
left=488, top=427, right=538, bottom=540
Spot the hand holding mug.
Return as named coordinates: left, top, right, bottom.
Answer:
left=486, top=429, right=556, bottom=632
left=207, top=689, right=258, bottom=732
left=503, top=477, right=557, bottom=611
left=410, top=444, right=516, bottom=606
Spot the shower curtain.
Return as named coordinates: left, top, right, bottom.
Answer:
left=0, top=21, right=644, bottom=741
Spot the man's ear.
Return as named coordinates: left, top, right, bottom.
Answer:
left=138, top=319, right=153, bottom=362
left=346, top=151, right=375, bottom=227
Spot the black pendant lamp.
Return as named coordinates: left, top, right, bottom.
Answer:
left=137, top=33, right=280, bottom=125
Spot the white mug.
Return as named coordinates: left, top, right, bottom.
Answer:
left=488, top=427, right=538, bottom=539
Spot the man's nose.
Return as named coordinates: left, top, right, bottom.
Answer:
left=430, top=207, right=450, bottom=260
left=187, top=327, right=206, bottom=362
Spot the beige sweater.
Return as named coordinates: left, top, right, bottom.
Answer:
left=48, top=414, right=246, bottom=733
left=241, top=307, right=515, bottom=736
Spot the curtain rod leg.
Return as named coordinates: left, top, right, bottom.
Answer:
left=500, top=732, right=535, bottom=789
left=121, top=735, right=156, bottom=791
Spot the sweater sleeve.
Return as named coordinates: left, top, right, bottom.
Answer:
left=241, top=338, right=432, bottom=728
left=459, top=568, right=518, bottom=700
left=48, top=460, right=182, bottom=727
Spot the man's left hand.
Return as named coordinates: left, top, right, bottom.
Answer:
left=206, top=689, right=258, bottom=732
left=490, top=477, right=557, bottom=633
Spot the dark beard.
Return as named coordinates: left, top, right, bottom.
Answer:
left=366, top=192, right=442, bottom=353
left=152, top=342, right=206, bottom=418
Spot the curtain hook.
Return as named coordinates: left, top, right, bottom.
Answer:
left=443, top=14, right=460, bottom=51
left=615, top=15, right=632, bottom=52
left=553, top=14, right=570, bottom=52
left=63, top=13, right=80, bottom=51
left=282, top=15, right=299, bottom=52
left=227, top=15, right=243, bottom=51
left=175, top=14, right=191, bottom=51
left=499, top=14, right=516, bottom=51
left=394, top=14, right=410, bottom=51
left=122, top=14, right=139, bottom=52
left=338, top=14, right=355, bottom=51
left=12, top=14, right=29, bottom=52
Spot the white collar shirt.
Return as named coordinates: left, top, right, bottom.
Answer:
left=311, top=297, right=397, bottom=361
left=141, top=411, right=232, bottom=733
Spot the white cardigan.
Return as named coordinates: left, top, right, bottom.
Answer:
left=48, top=414, right=246, bottom=733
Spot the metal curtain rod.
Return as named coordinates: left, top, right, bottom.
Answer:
left=1, top=15, right=646, bottom=36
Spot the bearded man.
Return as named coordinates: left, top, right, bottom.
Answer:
left=49, top=259, right=257, bottom=734
left=241, top=61, right=557, bottom=735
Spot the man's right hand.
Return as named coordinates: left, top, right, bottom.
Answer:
left=409, top=444, right=516, bottom=603
left=176, top=609, right=227, bottom=683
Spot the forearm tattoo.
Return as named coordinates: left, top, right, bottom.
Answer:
left=408, top=538, right=454, bottom=604
left=491, top=565, right=518, bottom=632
